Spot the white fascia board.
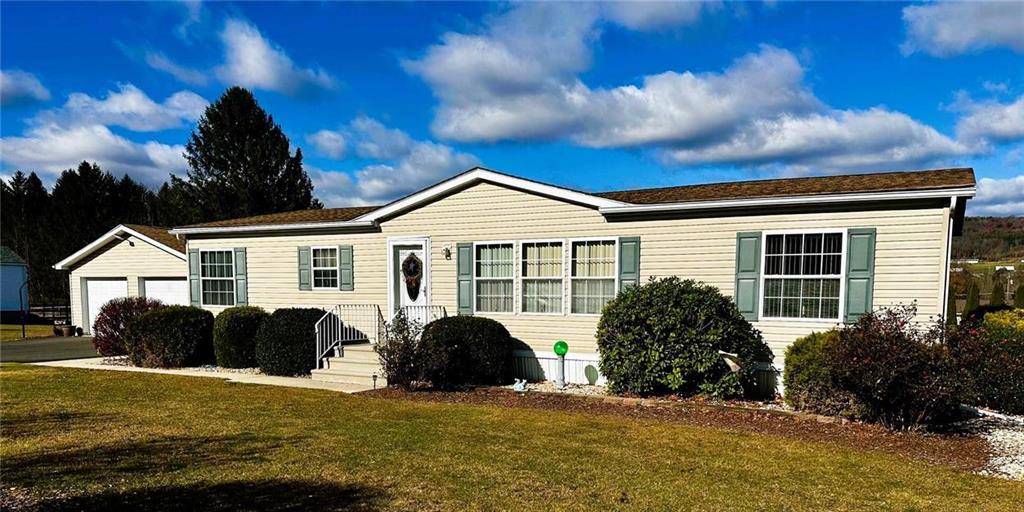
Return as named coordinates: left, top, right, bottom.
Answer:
left=354, top=168, right=626, bottom=222
left=599, top=187, right=977, bottom=215
left=169, top=220, right=377, bottom=236
left=53, top=225, right=186, bottom=270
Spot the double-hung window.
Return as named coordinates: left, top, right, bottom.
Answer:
left=762, top=232, right=843, bottom=320
left=521, top=241, right=563, bottom=314
left=312, top=247, right=339, bottom=289
left=200, top=250, right=235, bottom=306
left=570, top=239, right=616, bottom=315
left=475, top=243, right=514, bottom=313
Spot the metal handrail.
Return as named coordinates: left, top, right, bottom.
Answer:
left=314, top=304, right=384, bottom=369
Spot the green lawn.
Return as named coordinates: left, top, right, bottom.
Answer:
left=2, top=364, right=1021, bottom=511
left=0, top=324, right=53, bottom=342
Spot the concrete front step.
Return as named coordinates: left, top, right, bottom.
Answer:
left=312, top=342, right=386, bottom=387
left=311, top=368, right=386, bottom=388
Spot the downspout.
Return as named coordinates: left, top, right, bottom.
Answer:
left=941, top=197, right=956, bottom=329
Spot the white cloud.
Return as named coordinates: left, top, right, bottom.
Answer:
left=306, top=129, right=346, bottom=159
left=969, top=175, right=1024, bottom=216
left=350, top=116, right=415, bottom=159
left=216, top=19, right=336, bottom=97
left=145, top=51, right=208, bottom=86
left=902, top=1, right=1024, bottom=57
left=954, top=94, right=1024, bottom=145
left=0, top=70, right=51, bottom=106
left=31, top=83, right=206, bottom=132
left=176, top=0, right=203, bottom=41
left=0, top=123, right=186, bottom=186
left=602, top=1, right=713, bottom=30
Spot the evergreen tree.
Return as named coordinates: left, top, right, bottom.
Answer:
left=182, top=87, right=320, bottom=221
left=946, top=285, right=957, bottom=326
left=1014, top=283, right=1024, bottom=308
left=964, top=280, right=981, bottom=314
left=991, top=279, right=1006, bottom=307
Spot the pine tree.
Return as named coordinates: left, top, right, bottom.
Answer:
left=964, top=280, right=981, bottom=314
left=946, top=285, right=957, bottom=326
left=991, top=279, right=1006, bottom=307
left=1014, top=283, right=1024, bottom=308
left=183, top=87, right=320, bottom=221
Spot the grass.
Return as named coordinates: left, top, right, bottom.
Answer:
left=2, top=364, right=1022, bottom=511
left=0, top=324, right=53, bottom=342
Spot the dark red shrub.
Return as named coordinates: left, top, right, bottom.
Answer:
left=92, top=297, right=163, bottom=356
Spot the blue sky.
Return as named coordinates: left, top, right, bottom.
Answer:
left=1, top=1, right=1021, bottom=214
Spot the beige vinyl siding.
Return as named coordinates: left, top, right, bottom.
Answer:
left=68, top=239, right=186, bottom=330
left=189, top=182, right=950, bottom=365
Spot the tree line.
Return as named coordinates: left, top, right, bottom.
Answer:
left=1, top=87, right=322, bottom=305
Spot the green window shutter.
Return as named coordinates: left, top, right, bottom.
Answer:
left=618, top=236, right=641, bottom=289
left=339, top=245, right=354, bottom=291
left=456, top=243, right=474, bottom=315
left=188, top=249, right=200, bottom=306
left=734, top=232, right=762, bottom=322
left=297, top=246, right=311, bottom=291
left=845, top=228, right=877, bottom=323
left=234, top=248, right=248, bottom=306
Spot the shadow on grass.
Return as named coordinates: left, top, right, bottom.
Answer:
left=3, top=433, right=306, bottom=487
left=0, top=410, right=120, bottom=439
left=30, top=479, right=387, bottom=511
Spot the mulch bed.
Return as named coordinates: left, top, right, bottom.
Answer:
left=361, top=386, right=989, bottom=472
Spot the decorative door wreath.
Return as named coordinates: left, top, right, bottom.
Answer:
left=401, top=253, right=423, bottom=301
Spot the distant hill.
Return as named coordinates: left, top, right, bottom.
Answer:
left=953, top=217, right=1024, bottom=261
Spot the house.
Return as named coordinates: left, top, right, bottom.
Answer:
left=1, top=246, right=29, bottom=313
left=56, top=167, right=976, bottom=386
left=53, top=225, right=188, bottom=334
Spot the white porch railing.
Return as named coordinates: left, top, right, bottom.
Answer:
left=395, top=305, right=448, bottom=326
left=314, top=304, right=385, bottom=369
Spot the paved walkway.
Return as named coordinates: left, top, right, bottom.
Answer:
left=0, top=336, right=98, bottom=363
left=31, top=358, right=372, bottom=393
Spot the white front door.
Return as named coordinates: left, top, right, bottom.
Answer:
left=392, top=241, right=430, bottom=324
left=144, top=278, right=188, bottom=306
left=86, top=279, right=128, bottom=334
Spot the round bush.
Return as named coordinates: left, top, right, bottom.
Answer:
left=950, top=309, right=1024, bottom=415
left=419, top=316, right=514, bottom=390
left=783, top=330, right=863, bottom=417
left=92, top=297, right=163, bottom=356
left=125, top=306, right=214, bottom=368
left=255, top=308, right=324, bottom=376
left=597, top=277, right=773, bottom=398
left=214, top=306, right=269, bottom=368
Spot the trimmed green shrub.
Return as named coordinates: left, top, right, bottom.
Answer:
left=951, top=309, right=1024, bottom=414
left=964, top=281, right=980, bottom=315
left=824, top=305, right=962, bottom=430
left=597, top=277, right=774, bottom=398
left=255, top=308, right=324, bottom=376
left=783, top=331, right=864, bottom=417
left=92, top=297, right=163, bottom=356
left=126, top=306, right=214, bottom=368
left=419, top=316, right=514, bottom=390
left=375, top=311, right=424, bottom=390
left=214, top=306, right=269, bottom=368
left=1014, top=284, right=1024, bottom=308
left=991, top=280, right=1006, bottom=307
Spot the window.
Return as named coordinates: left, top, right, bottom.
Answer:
left=312, top=247, right=338, bottom=289
left=521, top=241, right=563, bottom=314
left=475, top=243, right=514, bottom=313
left=570, top=240, right=616, bottom=314
left=200, top=250, right=235, bottom=306
left=762, top=232, right=843, bottom=320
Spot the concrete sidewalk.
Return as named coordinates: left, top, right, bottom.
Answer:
left=32, top=358, right=373, bottom=393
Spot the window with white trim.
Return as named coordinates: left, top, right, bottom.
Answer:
left=570, top=240, right=616, bottom=314
left=200, top=250, right=235, bottom=306
left=762, top=232, right=843, bottom=319
left=475, top=243, right=513, bottom=313
left=312, top=247, right=339, bottom=289
left=521, top=241, right=563, bottom=313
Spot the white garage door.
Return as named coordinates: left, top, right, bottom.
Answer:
left=144, top=278, right=188, bottom=306
left=86, top=279, right=128, bottom=334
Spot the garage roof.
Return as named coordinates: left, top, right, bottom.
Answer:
left=53, top=224, right=186, bottom=270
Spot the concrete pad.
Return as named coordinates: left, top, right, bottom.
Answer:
left=31, top=358, right=373, bottom=393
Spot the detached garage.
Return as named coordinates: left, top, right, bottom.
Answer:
left=54, top=224, right=187, bottom=334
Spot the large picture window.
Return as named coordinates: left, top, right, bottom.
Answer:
left=312, top=247, right=339, bottom=289
left=521, top=241, right=563, bottom=314
left=762, top=232, right=843, bottom=320
left=570, top=239, right=616, bottom=315
left=475, top=243, right=514, bottom=313
left=200, top=250, right=235, bottom=306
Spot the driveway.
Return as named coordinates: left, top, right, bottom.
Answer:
left=0, top=336, right=98, bottom=363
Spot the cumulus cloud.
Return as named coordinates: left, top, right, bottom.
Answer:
left=216, top=19, right=336, bottom=97
left=953, top=93, right=1024, bottom=145
left=602, top=1, right=713, bottom=30
left=902, top=1, right=1024, bottom=56
left=0, top=70, right=51, bottom=106
left=308, top=118, right=478, bottom=206
left=0, top=123, right=187, bottom=186
left=145, top=51, right=208, bottom=86
left=969, top=175, right=1024, bottom=216
left=31, top=83, right=206, bottom=132
left=306, top=129, right=346, bottom=159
